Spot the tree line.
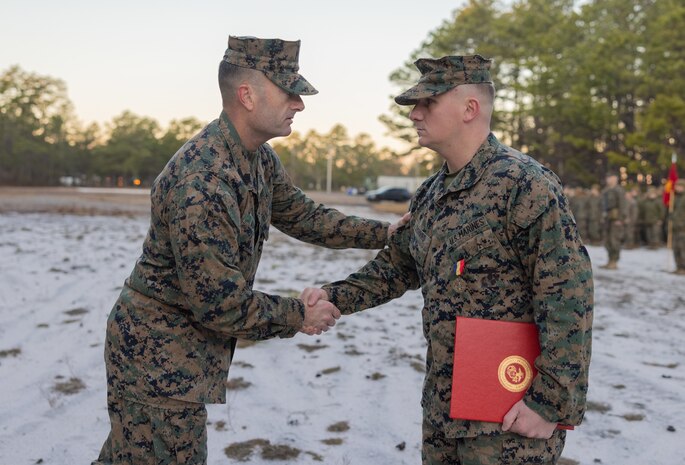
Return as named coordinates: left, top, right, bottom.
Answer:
left=2, top=0, right=683, bottom=189
left=382, top=0, right=684, bottom=187
left=0, top=66, right=400, bottom=189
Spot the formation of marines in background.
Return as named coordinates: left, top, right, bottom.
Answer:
left=565, top=176, right=685, bottom=274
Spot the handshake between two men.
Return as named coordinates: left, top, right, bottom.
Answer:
left=299, top=288, right=335, bottom=335
left=296, top=211, right=410, bottom=336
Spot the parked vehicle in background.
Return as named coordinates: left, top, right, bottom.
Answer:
left=365, top=186, right=412, bottom=202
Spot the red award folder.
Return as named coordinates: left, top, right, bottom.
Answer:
left=449, top=316, right=573, bottom=430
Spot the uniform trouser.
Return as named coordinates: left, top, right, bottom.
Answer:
left=575, top=218, right=589, bottom=245
left=646, top=221, right=663, bottom=247
left=92, top=390, right=208, bottom=465
left=674, top=230, right=685, bottom=269
left=623, top=222, right=637, bottom=248
left=604, top=220, right=624, bottom=262
left=422, top=418, right=566, bottom=465
left=587, top=220, right=602, bottom=244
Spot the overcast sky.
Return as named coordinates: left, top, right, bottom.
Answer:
left=2, top=0, right=465, bottom=149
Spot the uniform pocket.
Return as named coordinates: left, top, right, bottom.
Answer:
left=452, top=227, right=499, bottom=261
left=448, top=226, right=500, bottom=276
left=151, top=402, right=208, bottom=464
left=447, top=227, right=507, bottom=313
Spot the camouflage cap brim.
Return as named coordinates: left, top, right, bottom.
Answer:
left=394, top=82, right=456, bottom=105
left=268, top=72, right=318, bottom=96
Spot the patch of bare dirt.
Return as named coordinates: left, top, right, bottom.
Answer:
left=224, top=438, right=302, bottom=462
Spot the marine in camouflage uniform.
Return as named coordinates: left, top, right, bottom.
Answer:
left=600, top=174, right=627, bottom=269
left=586, top=185, right=603, bottom=245
left=671, top=179, right=685, bottom=274
left=569, top=188, right=589, bottom=244
left=636, top=190, right=648, bottom=246
left=93, top=36, right=392, bottom=465
left=623, top=188, right=639, bottom=249
left=643, top=188, right=666, bottom=248
left=317, top=56, right=593, bottom=464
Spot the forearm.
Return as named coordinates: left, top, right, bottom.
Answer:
left=526, top=298, right=592, bottom=425
left=523, top=220, right=593, bottom=424
left=173, top=237, right=306, bottom=339
left=182, top=269, right=305, bottom=340
left=272, top=183, right=389, bottom=249
left=323, top=233, right=419, bottom=314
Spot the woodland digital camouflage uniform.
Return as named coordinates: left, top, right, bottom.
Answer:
left=97, top=113, right=390, bottom=463
left=323, top=134, right=594, bottom=463
left=95, top=36, right=390, bottom=464
left=624, top=190, right=639, bottom=248
left=586, top=187, right=603, bottom=244
left=105, top=112, right=389, bottom=403
left=96, top=394, right=208, bottom=464
left=422, top=419, right=565, bottom=465
left=568, top=188, right=589, bottom=242
left=602, top=182, right=627, bottom=264
left=642, top=189, right=666, bottom=247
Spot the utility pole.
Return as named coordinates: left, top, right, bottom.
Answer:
left=326, top=148, right=333, bottom=194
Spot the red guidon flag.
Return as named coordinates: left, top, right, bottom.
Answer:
left=449, top=316, right=573, bottom=429
left=663, top=153, right=679, bottom=207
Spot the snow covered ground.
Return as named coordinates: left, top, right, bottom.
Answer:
left=0, top=207, right=683, bottom=465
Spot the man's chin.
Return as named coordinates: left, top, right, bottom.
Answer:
left=270, top=128, right=292, bottom=140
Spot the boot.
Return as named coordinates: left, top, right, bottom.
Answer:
left=600, top=261, right=618, bottom=270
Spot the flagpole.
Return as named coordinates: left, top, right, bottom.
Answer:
left=668, top=184, right=675, bottom=249
left=667, top=153, right=677, bottom=250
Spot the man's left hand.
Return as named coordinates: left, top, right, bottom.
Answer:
left=387, top=212, right=411, bottom=240
left=502, top=400, right=557, bottom=439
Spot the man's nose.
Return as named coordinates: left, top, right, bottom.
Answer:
left=409, top=105, right=422, bottom=121
left=291, top=94, right=305, bottom=111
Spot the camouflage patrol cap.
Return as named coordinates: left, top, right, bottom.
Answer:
left=395, top=55, right=493, bottom=105
left=223, top=35, right=318, bottom=95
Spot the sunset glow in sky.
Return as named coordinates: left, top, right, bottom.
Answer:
left=3, top=0, right=463, bottom=149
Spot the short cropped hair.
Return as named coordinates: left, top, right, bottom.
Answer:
left=218, top=61, right=260, bottom=105
left=474, top=82, right=496, bottom=105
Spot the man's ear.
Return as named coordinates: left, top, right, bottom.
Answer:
left=463, top=97, right=480, bottom=123
left=237, top=83, right=255, bottom=111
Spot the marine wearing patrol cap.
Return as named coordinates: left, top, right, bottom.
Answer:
left=223, top=35, right=318, bottom=96
left=395, top=55, right=492, bottom=105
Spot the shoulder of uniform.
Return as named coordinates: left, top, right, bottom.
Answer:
left=491, top=149, right=565, bottom=228
left=419, top=170, right=442, bottom=192
left=410, top=170, right=442, bottom=206
left=169, top=171, right=224, bottom=200
left=491, top=145, right=551, bottom=179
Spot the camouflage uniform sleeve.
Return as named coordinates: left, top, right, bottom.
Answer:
left=509, top=173, right=594, bottom=425
left=321, top=223, right=420, bottom=314
left=268, top=148, right=390, bottom=249
left=166, top=173, right=304, bottom=339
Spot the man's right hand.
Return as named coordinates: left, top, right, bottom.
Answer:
left=301, top=287, right=329, bottom=308
left=300, top=291, right=340, bottom=335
